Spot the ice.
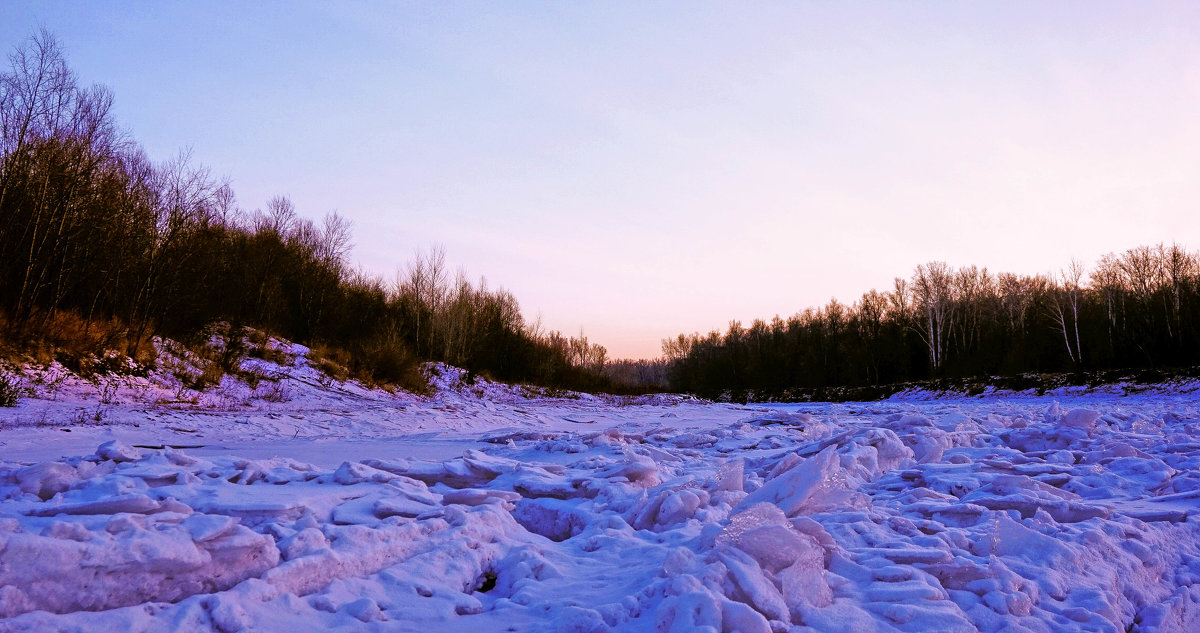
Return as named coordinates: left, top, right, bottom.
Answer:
left=182, top=513, right=238, bottom=541
left=714, top=458, right=744, bottom=492
left=96, top=439, right=142, bottom=462
left=0, top=514, right=277, bottom=617
left=713, top=547, right=790, bottom=622
left=3, top=350, right=1200, bottom=632
left=739, top=445, right=863, bottom=516
left=12, top=462, right=77, bottom=499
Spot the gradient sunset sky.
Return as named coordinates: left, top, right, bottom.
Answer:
left=5, top=2, right=1200, bottom=358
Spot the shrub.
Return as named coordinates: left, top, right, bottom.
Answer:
left=0, top=311, right=154, bottom=375
left=0, top=373, right=21, bottom=407
left=183, top=361, right=225, bottom=391
left=355, top=342, right=430, bottom=396
left=238, top=367, right=268, bottom=390
left=311, top=339, right=430, bottom=396
left=245, top=329, right=290, bottom=365
left=309, top=343, right=351, bottom=383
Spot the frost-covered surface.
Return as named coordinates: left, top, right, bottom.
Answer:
left=2, top=352, right=1200, bottom=632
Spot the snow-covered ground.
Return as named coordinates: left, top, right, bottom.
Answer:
left=2, top=345, right=1199, bottom=632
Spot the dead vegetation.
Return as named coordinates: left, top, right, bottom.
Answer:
left=0, top=372, right=21, bottom=407
left=0, top=311, right=431, bottom=398
left=0, top=311, right=155, bottom=377
left=310, top=339, right=431, bottom=396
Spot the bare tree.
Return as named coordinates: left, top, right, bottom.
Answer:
left=912, top=262, right=955, bottom=371
left=1, top=29, right=76, bottom=206
left=952, top=265, right=992, bottom=354
left=398, top=245, right=447, bottom=357
left=1047, top=259, right=1085, bottom=367
left=1, top=30, right=127, bottom=322
left=661, top=334, right=694, bottom=362
left=129, top=150, right=220, bottom=337
left=1159, top=243, right=1196, bottom=345
left=319, top=212, right=353, bottom=271
left=257, top=195, right=296, bottom=236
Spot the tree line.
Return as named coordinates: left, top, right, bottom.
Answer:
left=0, top=31, right=630, bottom=393
left=663, top=245, right=1200, bottom=400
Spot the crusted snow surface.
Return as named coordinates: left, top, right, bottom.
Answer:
left=2, top=363, right=1200, bottom=632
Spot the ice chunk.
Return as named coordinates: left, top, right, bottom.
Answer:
left=855, top=546, right=953, bottom=565
left=373, top=495, right=438, bottom=519
left=31, top=492, right=161, bottom=516
left=713, top=547, right=789, bottom=622
left=43, top=520, right=90, bottom=542
left=733, top=524, right=822, bottom=574
left=182, top=513, right=237, bottom=542
left=632, top=487, right=709, bottom=530
left=0, top=522, right=278, bottom=617
left=715, top=459, right=744, bottom=493
left=780, top=559, right=833, bottom=613
left=986, top=515, right=1073, bottom=565
left=14, top=462, right=78, bottom=499
left=442, top=488, right=520, bottom=506
left=278, top=527, right=330, bottom=561
left=333, top=461, right=398, bottom=485
left=911, top=429, right=952, bottom=463
left=739, top=446, right=859, bottom=516
left=1063, top=408, right=1102, bottom=432
left=599, top=454, right=660, bottom=486
left=96, top=440, right=141, bottom=462
left=720, top=598, right=772, bottom=633
left=718, top=503, right=789, bottom=545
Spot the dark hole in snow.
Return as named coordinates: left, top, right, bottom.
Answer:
left=475, top=570, right=498, bottom=593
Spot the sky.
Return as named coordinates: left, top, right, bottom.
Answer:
left=4, top=2, right=1200, bottom=359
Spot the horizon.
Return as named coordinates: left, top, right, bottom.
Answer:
left=5, top=2, right=1200, bottom=359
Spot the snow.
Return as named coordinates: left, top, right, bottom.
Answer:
left=2, top=345, right=1200, bottom=632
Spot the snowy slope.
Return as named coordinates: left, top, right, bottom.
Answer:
left=1, top=348, right=1199, bottom=632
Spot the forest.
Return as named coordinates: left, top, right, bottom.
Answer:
left=0, top=31, right=620, bottom=393
left=663, top=247, right=1200, bottom=399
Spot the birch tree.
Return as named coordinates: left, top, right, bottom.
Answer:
left=1047, top=259, right=1085, bottom=367
left=912, top=262, right=954, bottom=372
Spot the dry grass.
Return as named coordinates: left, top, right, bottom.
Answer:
left=0, top=311, right=431, bottom=397
left=0, top=310, right=155, bottom=376
left=240, top=366, right=268, bottom=390
left=245, top=329, right=290, bottom=365
left=247, top=328, right=270, bottom=348
left=184, top=361, right=225, bottom=391
left=310, top=340, right=431, bottom=396
left=310, top=343, right=351, bottom=382
left=179, top=324, right=283, bottom=392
